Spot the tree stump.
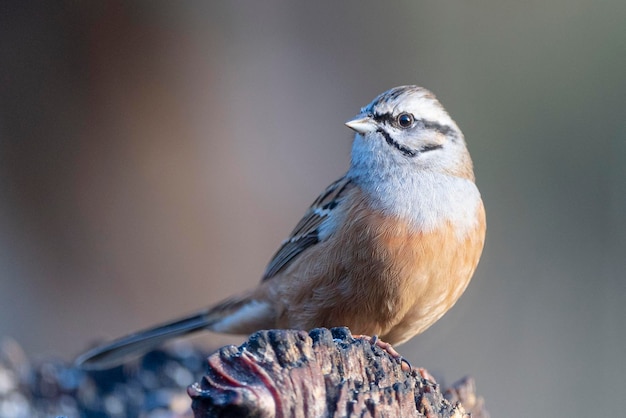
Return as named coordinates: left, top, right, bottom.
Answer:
left=188, top=327, right=488, bottom=418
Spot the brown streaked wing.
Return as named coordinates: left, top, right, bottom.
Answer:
left=261, top=176, right=353, bottom=281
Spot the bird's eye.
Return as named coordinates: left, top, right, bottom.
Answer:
left=396, top=113, right=414, bottom=128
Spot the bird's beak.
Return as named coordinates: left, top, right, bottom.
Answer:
left=345, top=115, right=377, bottom=134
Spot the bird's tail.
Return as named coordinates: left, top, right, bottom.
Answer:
left=75, top=293, right=273, bottom=370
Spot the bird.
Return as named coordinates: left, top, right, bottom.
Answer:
left=76, top=85, right=486, bottom=370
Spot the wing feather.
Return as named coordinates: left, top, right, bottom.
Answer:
left=262, top=176, right=353, bottom=280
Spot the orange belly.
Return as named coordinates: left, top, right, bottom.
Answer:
left=274, top=197, right=486, bottom=345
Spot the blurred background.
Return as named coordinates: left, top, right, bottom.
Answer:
left=1, top=1, right=625, bottom=416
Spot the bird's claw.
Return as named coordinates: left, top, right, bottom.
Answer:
left=353, top=334, right=412, bottom=372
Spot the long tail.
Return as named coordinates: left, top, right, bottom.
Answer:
left=75, top=294, right=273, bottom=370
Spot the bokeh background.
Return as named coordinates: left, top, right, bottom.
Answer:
left=1, top=1, right=625, bottom=416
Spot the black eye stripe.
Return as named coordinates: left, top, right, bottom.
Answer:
left=372, top=112, right=456, bottom=138
left=422, top=120, right=456, bottom=138
left=372, top=112, right=396, bottom=125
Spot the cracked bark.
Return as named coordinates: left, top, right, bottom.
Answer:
left=189, top=327, right=489, bottom=418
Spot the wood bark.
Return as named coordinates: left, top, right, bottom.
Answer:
left=188, top=327, right=489, bottom=418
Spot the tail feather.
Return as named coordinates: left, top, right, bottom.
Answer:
left=75, top=311, right=212, bottom=370
left=75, top=294, right=274, bottom=370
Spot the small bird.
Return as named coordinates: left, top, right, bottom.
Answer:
left=76, top=85, right=486, bottom=370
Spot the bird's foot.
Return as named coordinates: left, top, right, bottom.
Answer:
left=353, top=334, right=412, bottom=373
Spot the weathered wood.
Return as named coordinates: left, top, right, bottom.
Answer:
left=444, top=376, right=489, bottom=418
left=188, top=327, right=488, bottom=418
